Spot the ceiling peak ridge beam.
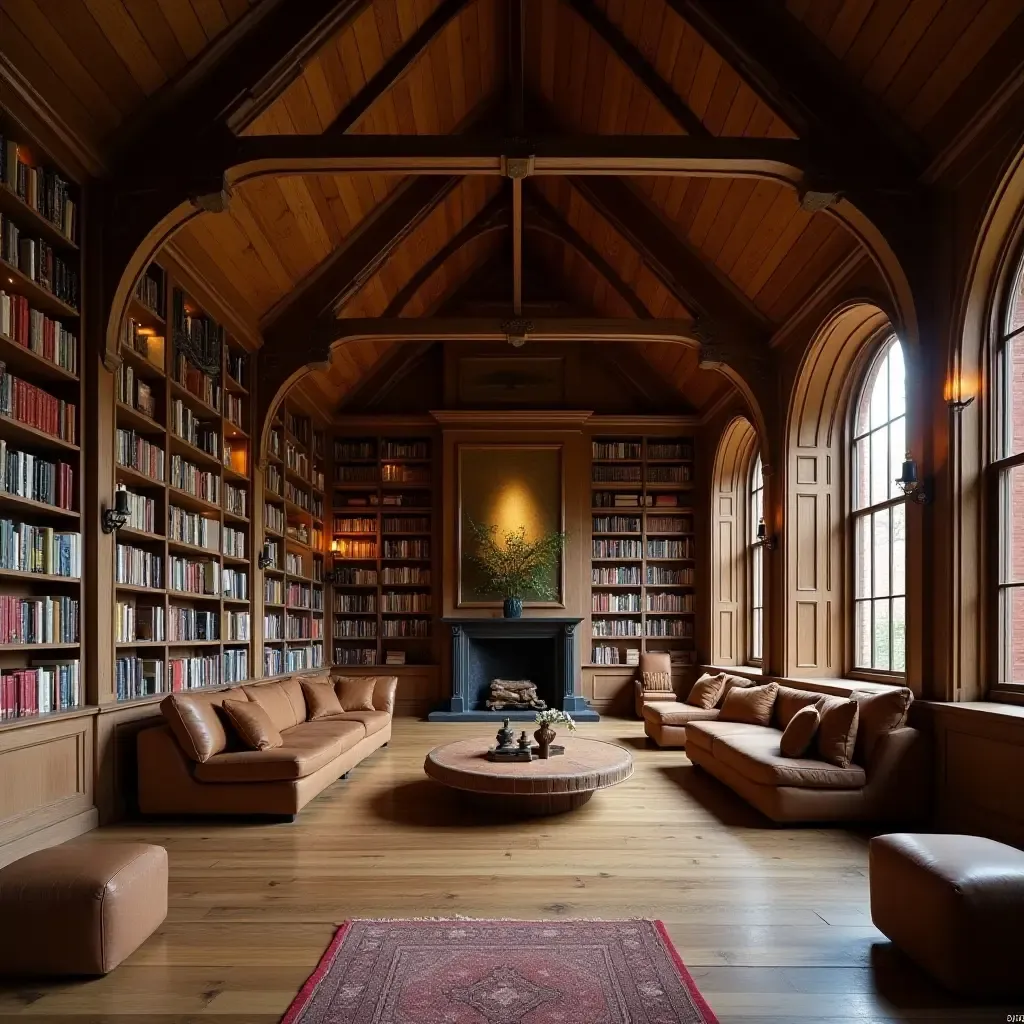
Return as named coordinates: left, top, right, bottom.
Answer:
left=562, top=0, right=711, bottom=139
left=323, top=0, right=474, bottom=138
left=665, top=0, right=926, bottom=180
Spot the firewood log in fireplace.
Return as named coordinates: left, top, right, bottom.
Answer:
left=486, top=679, right=548, bottom=710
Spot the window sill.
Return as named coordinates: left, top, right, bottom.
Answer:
left=987, top=686, right=1024, bottom=708
left=703, top=665, right=905, bottom=697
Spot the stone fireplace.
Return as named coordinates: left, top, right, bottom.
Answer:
left=428, top=617, right=598, bottom=721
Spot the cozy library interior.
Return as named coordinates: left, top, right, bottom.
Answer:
left=1, top=1, right=1024, bottom=1020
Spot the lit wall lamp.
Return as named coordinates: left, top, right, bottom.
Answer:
left=756, top=517, right=776, bottom=551
left=101, top=487, right=130, bottom=534
left=257, top=542, right=274, bottom=570
left=945, top=371, right=975, bottom=412
left=895, top=452, right=929, bottom=504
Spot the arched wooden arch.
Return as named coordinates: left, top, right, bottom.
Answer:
left=710, top=416, right=759, bottom=667
left=784, top=300, right=901, bottom=682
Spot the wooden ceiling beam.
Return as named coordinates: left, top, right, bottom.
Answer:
left=665, top=0, right=925, bottom=178
left=567, top=176, right=769, bottom=341
left=384, top=193, right=510, bottom=316
left=563, top=0, right=711, bottom=139
left=508, top=0, right=526, bottom=134
left=323, top=0, right=473, bottom=137
left=261, top=175, right=460, bottom=335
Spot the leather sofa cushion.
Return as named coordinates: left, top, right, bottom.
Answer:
left=714, top=729, right=867, bottom=790
left=684, top=719, right=767, bottom=754
left=222, top=699, right=282, bottom=750
left=302, top=679, right=343, bottom=721
left=243, top=677, right=306, bottom=732
left=329, top=709, right=390, bottom=737
left=642, top=701, right=719, bottom=727
left=372, top=676, right=399, bottom=714
left=335, top=676, right=376, bottom=711
left=161, top=686, right=249, bottom=763
left=194, top=720, right=365, bottom=783
left=816, top=695, right=860, bottom=768
left=779, top=706, right=819, bottom=758
left=853, top=687, right=912, bottom=764
left=719, top=681, right=779, bottom=726
left=719, top=673, right=756, bottom=700
left=772, top=685, right=823, bottom=730
left=686, top=673, right=726, bottom=709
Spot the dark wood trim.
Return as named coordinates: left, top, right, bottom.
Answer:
left=563, top=0, right=711, bottom=139
left=512, top=178, right=524, bottom=314
left=509, top=0, right=526, bottom=135
left=341, top=341, right=437, bottom=411
left=323, top=0, right=473, bottom=137
left=384, top=194, right=510, bottom=316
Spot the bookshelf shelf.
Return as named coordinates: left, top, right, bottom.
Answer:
left=0, top=259, right=78, bottom=317
left=0, top=181, right=78, bottom=251
left=0, top=567, right=79, bottom=583
left=0, top=332, right=78, bottom=383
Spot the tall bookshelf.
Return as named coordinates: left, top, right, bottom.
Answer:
left=0, top=115, right=85, bottom=721
left=331, top=434, right=435, bottom=668
left=113, top=267, right=255, bottom=701
left=262, top=403, right=325, bottom=677
left=590, top=435, right=697, bottom=671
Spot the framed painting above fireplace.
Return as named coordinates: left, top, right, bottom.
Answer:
left=457, top=444, right=565, bottom=608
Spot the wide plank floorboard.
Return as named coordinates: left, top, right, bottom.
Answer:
left=0, top=719, right=1015, bottom=1022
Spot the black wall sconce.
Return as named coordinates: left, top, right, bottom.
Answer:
left=101, top=488, right=130, bottom=534
left=257, top=542, right=274, bottom=570
left=756, top=517, right=776, bottom=551
left=895, top=452, right=929, bottom=504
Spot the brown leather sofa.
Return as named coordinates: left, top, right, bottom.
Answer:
left=137, top=672, right=396, bottom=819
left=682, top=680, right=929, bottom=824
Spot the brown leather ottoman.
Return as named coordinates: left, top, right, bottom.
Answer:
left=0, top=842, right=168, bottom=976
left=642, top=701, right=720, bottom=748
left=869, top=833, right=1024, bottom=997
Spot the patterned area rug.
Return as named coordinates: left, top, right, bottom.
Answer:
left=282, top=919, right=719, bottom=1023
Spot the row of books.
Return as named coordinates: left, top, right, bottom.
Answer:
left=171, top=399, right=218, bottom=457
left=333, top=517, right=376, bottom=533
left=168, top=556, right=219, bottom=596
left=1, top=442, right=74, bottom=509
left=0, top=518, right=79, bottom=576
left=383, top=539, right=429, bottom=559
left=115, top=656, right=163, bottom=701
left=335, top=539, right=376, bottom=559
left=334, top=440, right=375, bottom=460
left=117, top=362, right=156, bottom=418
left=134, top=273, right=162, bottom=313
left=0, top=291, right=77, bottom=374
left=286, top=645, right=323, bottom=672
left=382, top=516, right=430, bottom=533
left=169, top=506, right=218, bottom=550
left=332, top=567, right=377, bottom=585
left=224, top=393, right=244, bottom=428
left=287, top=582, right=311, bottom=608
left=115, top=602, right=164, bottom=643
left=593, top=516, right=641, bottom=534
left=115, top=543, right=162, bottom=588
left=1, top=138, right=77, bottom=242
left=592, top=465, right=643, bottom=482
left=593, top=441, right=641, bottom=460
left=225, top=482, right=247, bottom=518
left=334, top=646, right=375, bottom=665
left=381, top=464, right=428, bottom=484
left=334, top=594, right=376, bottom=613
left=0, top=660, right=80, bottom=719
left=288, top=614, right=322, bottom=640
left=224, top=648, right=249, bottom=683
left=227, top=611, right=250, bottom=641
left=381, top=618, right=430, bottom=638
left=646, top=593, right=695, bottom=612
left=223, top=568, right=247, bottom=600
left=124, top=489, right=156, bottom=533
left=0, top=215, right=79, bottom=308
left=264, top=611, right=283, bottom=639
left=335, top=620, right=377, bottom=638
left=264, top=501, right=284, bottom=533
left=592, top=593, right=641, bottom=612
left=173, top=355, right=220, bottom=413
left=0, top=593, right=79, bottom=644
left=285, top=552, right=304, bottom=576
left=647, top=516, right=693, bottom=533
left=170, top=455, right=219, bottom=504
left=647, top=539, right=695, bottom=559
left=264, top=647, right=284, bottom=676
left=592, top=493, right=682, bottom=508
left=227, top=352, right=247, bottom=387
left=0, top=367, right=77, bottom=442
left=265, top=464, right=282, bottom=496
left=648, top=442, right=693, bottom=460
left=593, top=539, right=642, bottom=559
left=264, top=577, right=284, bottom=604
left=380, top=592, right=432, bottom=613
left=592, top=566, right=641, bottom=584
left=592, top=619, right=642, bottom=637
left=223, top=525, right=245, bottom=559
left=647, top=619, right=695, bottom=637
left=168, top=655, right=221, bottom=691
left=647, top=567, right=695, bottom=585
left=121, top=319, right=162, bottom=366
left=648, top=466, right=692, bottom=483
left=285, top=480, right=311, bottom=511
left=117, top=429, right=164, bottom=479
left=168, top=607, right=218, bottom=642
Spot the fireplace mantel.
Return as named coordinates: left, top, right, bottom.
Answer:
left=428, top=617, right=599, bottom=722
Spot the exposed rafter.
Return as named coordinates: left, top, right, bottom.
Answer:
left=563, top=0, right=710, bottom=139
left=322, top=0, right=473, bottom=137
left=508, top=0, right=526, bottom=313
left=567, top=176, right=769, bottom=342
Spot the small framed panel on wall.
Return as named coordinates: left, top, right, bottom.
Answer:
left=457, top=444, right=565, bottom=607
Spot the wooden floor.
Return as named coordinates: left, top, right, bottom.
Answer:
left=0, top=718, right=1014, bottom=1022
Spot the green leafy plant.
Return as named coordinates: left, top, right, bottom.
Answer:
left=465, top=517, right=566, bottom=601
left=535, top=709, right=577, bottom=731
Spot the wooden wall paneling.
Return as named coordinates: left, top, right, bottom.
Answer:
left=0, top=711, right=98, bottom=867
left=93, top=700, right=164, bottom=824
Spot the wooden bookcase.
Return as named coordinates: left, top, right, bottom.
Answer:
left=261, top=402, right=326, bottom=676
left=0, top=113, right=86, bottom=722
left=113, top=266, right=255, bottom=700
left=330, top=433, right=436, bottom=668
left=589, top=434, right=697, bottom=671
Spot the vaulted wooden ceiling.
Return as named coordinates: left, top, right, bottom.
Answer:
left=4, top=0, right=1023, bottom=417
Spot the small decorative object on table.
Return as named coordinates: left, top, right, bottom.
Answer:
left=534, top=709, right=576, bottom=759
left=495, top=717, right=515, bottom=750
left=486, top=721, right=535, bottom=762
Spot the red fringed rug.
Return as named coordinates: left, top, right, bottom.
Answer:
left=282, top=918, right=718, bottom=1024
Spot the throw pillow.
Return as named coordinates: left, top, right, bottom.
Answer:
left=335, top=676, right=377, bottom=711
left=718, top=681, right=779, bottom=726
left=772, top=685, right=824, bottom=730
left=852, top=688, right=912, bottom=765
left=222, top=699, right=282, bottom=751
left=779, top=706, right=820, bottom=758
left=815, top=695, right=860, bottom=768
left=302, top=679, right=343, bottom=721
left=638, top=651, right=672, bottom=688
left=242, top=679, right=305, bottom=731
left=161, top=693, right=229, bottom=763
left=641, top=670, right=673, bottom=692
left=685, top=672, right=726, bottom=709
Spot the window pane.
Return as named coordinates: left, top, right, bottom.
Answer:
left=1000, top=585, right=1024, bottom=683
left=854, top=436, right=871, bottom=510
left=869, top=357, right=889, bottom=430
left=873, top=508, right=890, bottom=597
left=892, top=597, right=906, bottom=673
left=752, top=609, right=762, bottom=660
left=870, top=428, right=889, bottom=506
left=892, top=503, right=906, bottom=597
left=873, top=598, right=891, bottom=670
left=888, top=415, right=905, bottom=501
left=855, top=515, right=871, bottom=598
left=889, top=342, right=906, bottom=419
left=855, top=600, right=871, bottom=668
left=1004, top=335, right=1024, bottom=458
left=1007, top=259, right=1024, bottom=334
left=1002, top=464, right=1024, bottom=586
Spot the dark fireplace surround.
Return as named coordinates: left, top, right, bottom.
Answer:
left=429, top=617, right=599, bottom=721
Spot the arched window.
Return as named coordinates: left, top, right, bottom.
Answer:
left=996, top=253, right=1024, bottom=685
left=749, top=454, right=764, bottom=664
left=851, top=336, right=906, bottom=674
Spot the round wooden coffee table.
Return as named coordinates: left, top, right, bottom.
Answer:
left=424, top=736, right=634, bottom=815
